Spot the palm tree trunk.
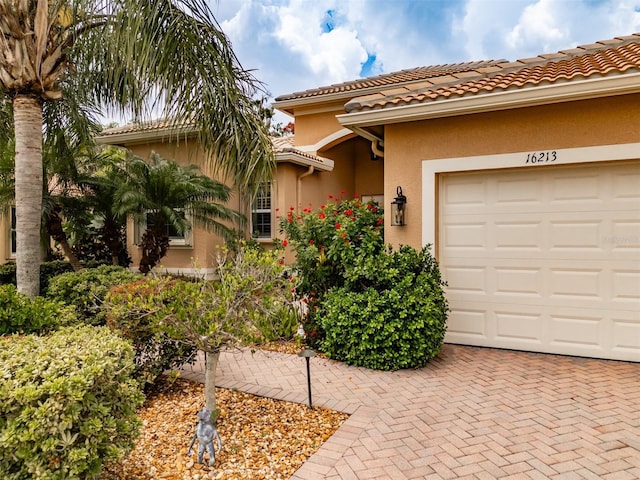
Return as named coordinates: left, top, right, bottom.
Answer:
left=204, top=350, right=220, bottom=414
left=13, top=95, right=44, bottom=298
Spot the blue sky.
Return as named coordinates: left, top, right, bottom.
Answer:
left=208, top=0, right=639, bottom=123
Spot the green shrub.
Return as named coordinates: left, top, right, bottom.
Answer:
left=0, top=284, right=78, bottom=335
left=255, top=305, right=300, bottom=343
left=104, top=277, right=197, bottom=386
left=0, top=261, right=108, bottom=295
left=0, top=325, right=144, bottom=479
left=46, top=266, right=141, bottom=325
left=0, top=263, right=16, bottom=286
left=318, top=246, right=448, bottom=370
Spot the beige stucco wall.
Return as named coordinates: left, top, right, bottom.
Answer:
left=0, top=211, right=10, bottom=263
left=292, top=102, right=347, bottom=146
left=383, top=93, right=640, bottom=249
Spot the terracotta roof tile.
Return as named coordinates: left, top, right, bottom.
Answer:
left=274, top=60, right=506, bottom=102
left=344, top=34, right=640, bottom=113
left=99, top=118, right=183, bottom=136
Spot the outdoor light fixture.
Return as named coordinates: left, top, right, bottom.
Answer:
left=298, top=348, right=316, bottom=408
left=391, top=186, right=407, bottom=226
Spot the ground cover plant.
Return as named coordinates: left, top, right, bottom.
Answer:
left=281, top=194, right=449, bottom=370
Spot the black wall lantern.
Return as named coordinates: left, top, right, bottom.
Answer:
left=391, top=186, right=407, bottom=226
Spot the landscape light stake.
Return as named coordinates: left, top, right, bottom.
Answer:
left=298, top=348, right=316, bottom=408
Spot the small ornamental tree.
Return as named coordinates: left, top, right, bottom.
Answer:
left=105, top=242, right=297, bottom=412
left=279, top=195, right=385, bottom=347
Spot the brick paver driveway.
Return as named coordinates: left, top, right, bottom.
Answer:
left=182, top=345, right=640, bottom=479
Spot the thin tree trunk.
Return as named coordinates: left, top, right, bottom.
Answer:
left=204, top=350, right=220, bottom=414
left=13, top=95, right=44, bottom=298
left=46, top=210, right=83, bottom=271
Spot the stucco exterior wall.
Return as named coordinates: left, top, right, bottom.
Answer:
left=292, top=102, right=347, bottom=146
left=0, top=212, right=10, bottom=263
left=383, top=93, right=640, bottom=249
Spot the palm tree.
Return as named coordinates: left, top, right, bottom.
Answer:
left=115, top=152, right=243, bottom=274
left=70, top=147, right=130, bottom=266
left=0, top=1, right=274, bottom=297
left=0, top=99, right=100, bottom=270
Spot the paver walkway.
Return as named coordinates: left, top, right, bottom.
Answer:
left=181, top=345, right=640, bottom=479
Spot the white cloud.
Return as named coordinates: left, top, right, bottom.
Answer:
left=271, top=1, right=368, bottom=84
left=454, top=0, right=640, bottom=62
left=506, top=0, right=569, bottom=53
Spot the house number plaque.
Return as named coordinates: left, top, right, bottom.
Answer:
left=524, top=151, right=557, bottom=164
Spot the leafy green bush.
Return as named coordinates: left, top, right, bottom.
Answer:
left=0, top=263, right=16, bottom=286
left=318, top=246, right=448, bottom=370
left=0, top=325, right=144, bottom=479
left=255, top=305, right=300, bottom=343
left=46, top=266, right=141, bottom=325
left=0, top=284, right=78, bottom=335
left=0, top=261, right=108, bottom=295
left=104, top=277, right=198, bottom=386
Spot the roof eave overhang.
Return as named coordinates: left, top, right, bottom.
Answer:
left=95, top=125, right=198, bottom=146
left=336, top=73, right=640, bottom=129
left=275, top=151, right=334, bottom=172
left=273, top=90, right=376, bottom=115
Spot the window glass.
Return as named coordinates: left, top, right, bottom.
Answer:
left=251, top=183, right=272, bottom=238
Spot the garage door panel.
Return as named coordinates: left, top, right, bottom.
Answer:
left=612, top=317, right=640, bottom=355
left=439, top=161, right=640, bottom=361
left=447, top=304, right=639, bottom=361
left=612, top=270, right=640, bottom=302
left=447, top=308, right=488, bottom=339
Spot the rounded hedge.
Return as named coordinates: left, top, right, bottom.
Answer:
left=318, top=246, right=448, bottom=370
left=46, top=266, right=141, bottom=325
left=0, top=325, right=144, bottom=479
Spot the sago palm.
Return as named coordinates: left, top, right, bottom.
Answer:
left=115, top=152, right=243, bottom=274
left=0, top=0, right=274, bottom=296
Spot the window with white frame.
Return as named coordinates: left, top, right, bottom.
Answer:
left=251, top=183, right=273, bottom=239
left=135, top=210, right=193, bottom=247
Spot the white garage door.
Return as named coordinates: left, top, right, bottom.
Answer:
left=439, top=160, right=640, bottom=362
